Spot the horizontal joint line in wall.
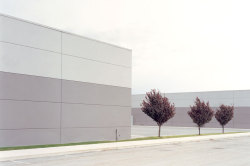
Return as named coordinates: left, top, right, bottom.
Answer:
left=0, top=99, right=130, bottom=107
left=62, top=53, right=131, bottom=68
left=0, top=128, right=60, bottom=130
left=64, top=102, right=130, bottom=108
left=0, top=71, right=131, bottom=89
left=62, top=78, right=132, bottom=89
left=0, top=41, right=131, bottom=68
left=0, top=41, right=60, bottom=54
left=0, top=126, right=131, bottom=130
left=58, top=126, right=131, bottom=129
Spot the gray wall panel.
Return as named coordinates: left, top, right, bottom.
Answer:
left=62, top=80, right=131, bottom=106
left=61, top=127, right=130, bottom=143
left=132, top=108, right=152, bottom=124
left=234, top=123, right=250, bottom=129
left=0, top=129, right=60, bottom=147
left=171, top=108, right=191, bottom=123
left=62, top=103, right=131, bottom=128
left=0, top=100, right=60, bottom=129
left=0, top=72, right=131, bottom=147
left=234, top=107, right=250, bottom=124
left=0, top=71, right=61, bottom=102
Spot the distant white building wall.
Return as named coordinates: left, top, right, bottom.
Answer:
left=132, top=90, right=250, bottom=128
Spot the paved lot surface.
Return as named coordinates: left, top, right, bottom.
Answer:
left=131, top=125, right=250, bottom=138
left=1, top=135, right=250, bottom=166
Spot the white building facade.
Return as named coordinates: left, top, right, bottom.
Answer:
left=132, top=90, right=250, bottom=128
left=0, top=14, right=132, bottom=147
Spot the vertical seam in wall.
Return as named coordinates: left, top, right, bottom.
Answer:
left=60, top=32, right=62, bottom=144
left=233, top=92, right=235, bottom=128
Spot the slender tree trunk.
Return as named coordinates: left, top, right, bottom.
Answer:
left=198, top=126, right=200, bottom=135
left=222, top=125, right=224, bottom=134
left=158, top=125, right=161, bottom=137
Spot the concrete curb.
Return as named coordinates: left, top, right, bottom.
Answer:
left=1, top=132, right=250, bottom=161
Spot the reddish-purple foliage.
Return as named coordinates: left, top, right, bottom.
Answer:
left=141, top=89, right=175, bottom=137
left=188, top=97, right=214, bottom=135
left=215, top=104, right=234, bottom=133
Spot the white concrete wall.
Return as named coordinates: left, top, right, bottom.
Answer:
left=0, top=15, right=61, bottom=52
left=0, top=14, right=132, bottom=147
left=0, top=14, right=132, bottom=88
left=0, top=42, right=61, bottom=79
left=62, top=33, right=131, bottom=67
left=62, top=54, right=131, bottom=88
left=133, top=90, right=250, bottom=108
left=132, top=90, right=250, bottom=128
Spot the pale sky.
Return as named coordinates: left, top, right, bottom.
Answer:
left=1, top=0, right=250, bottom=94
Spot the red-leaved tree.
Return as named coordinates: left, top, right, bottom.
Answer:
left=141, top=89, right=175, bottom=137
left=188, top=97, right=214, bottom=135
left=215, top=104, right=234, bottom=133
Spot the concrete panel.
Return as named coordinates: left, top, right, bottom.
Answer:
left=132, top=108, right=153, bottom=125
left=135, top=121, right=157, bottom=126
left=0, top=129, right=60, bottom=147
left=0, top=71, right=61, bottom=102
left=165, top=91, right=234, bottom=107
left=171, top=108, right=195, bottom=127
left=169, top=98, right=233, bottom=107
left=62, top=33, right=131, bottom=67
left=132, top=100, right=143, bottom=108
left=0, top=100, right=60, bottom=129
left=62, top=80, right=131, bottom=106
left=132, top=94, right=162, bottom=108
left=201, top=91, right=234, bottom=99
left=132, top=94, right=146, bottom=102
left=62, top=103, right=131, bottom=128
left=205, top=120, right=234, bottom=128
left=234, top=98, right=250, bottom=107
left=167, top=117, right=174, bottom=126
left=61, top=127, right=130, bottom=143
left=132, top=91, right=250, bottom=128
left=172, top=108, right=192, bottom=124
left=169, top=99, right=196, bottom=107
left=234, top=107, right=250, bottom=124
left=204, top=119, right=220, bottom=128
left=132, top=106, right=237, bottom=128
left=132, top=108, right=175, bottom=126
left=0, top=14, right=132, bottom=147
left=234, top=123, right=250, bottom=129
left=134, top=97, right=234, bottom=108
left=0, top=15, right=61, bottom=52
left=233, top=90, right=250, bottom=99
left=62, top=55, right=131, bottom=88
left=164, top=92, right=204, bottom=100
left=133, top=94, right=202, bottom=108
left=0, top=42, right=61, bottom=79
left=206, top=98, right=234, bottom=107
